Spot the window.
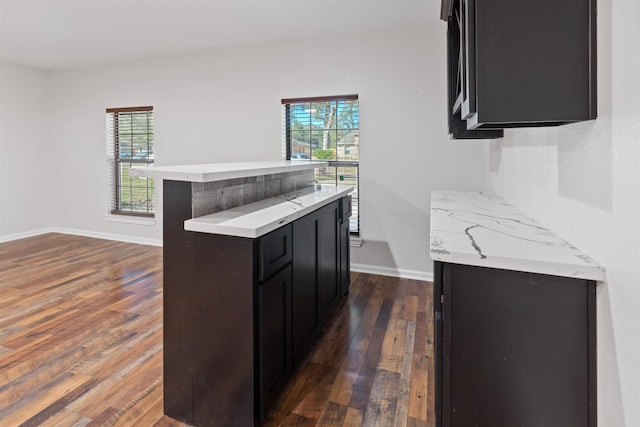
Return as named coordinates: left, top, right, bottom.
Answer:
left=106, top=106, right=155, bottom=217
left=282, top=95, right=359, bottom=234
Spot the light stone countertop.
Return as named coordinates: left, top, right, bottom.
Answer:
left=185, top=184, right=353, bottom=238
left=129, top=160, right=327, bottom=182
left=430, top=190, right=606, bottom=281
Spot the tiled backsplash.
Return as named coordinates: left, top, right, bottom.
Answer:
left=191, top=169, right=315, bottom=217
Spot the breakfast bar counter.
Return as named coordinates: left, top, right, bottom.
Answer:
left=132, top=160, right=353, bottom=426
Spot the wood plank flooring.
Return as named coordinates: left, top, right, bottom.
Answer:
left=0, top=233, right=434, bottom=426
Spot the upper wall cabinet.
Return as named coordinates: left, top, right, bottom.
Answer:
left=441, top=0, right=596, bottom=137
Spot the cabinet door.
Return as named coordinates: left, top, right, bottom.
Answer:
left=317, top=201, right=339, bottom=325
left=339, top=217, right=350, bottom=296
left=468, top=0, right=596, bottom=128
left=256, top=264, right=292, bottom=419
left=291, top=212, right=319, bottom=365
left=258, top=224, right=292, bottom=281
left=440, top=263, right=595, bottom=427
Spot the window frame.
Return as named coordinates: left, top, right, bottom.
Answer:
left=281, top=95, right=360, bottom=235
left=106, top=106, right=155, bottom=218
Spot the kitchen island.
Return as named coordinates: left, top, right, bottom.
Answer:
left=131, top=161, right=352, bottom=426
left=430, top=191, right=605, bottom=427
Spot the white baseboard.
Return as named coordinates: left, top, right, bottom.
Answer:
left=0, top=227, right=55, bottom=243
left=351, top=263, right=433, bottom=282
left=52, top=227, right=163, bottom=247
left=0, top=227, right=162, bottom=247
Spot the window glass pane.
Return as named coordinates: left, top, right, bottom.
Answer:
left=118, top=135, right=133, bottom=158
left=336, top=129, right=359, bottom=161
left=291, top=129, right=310, bottom=146
left=132, top=141, right=151, bottom=159
left=311, top=101, right=338, bottom=129
left=117, top=162, right=154, bottom=213
left=311, top=130, right=336, bottom=160
left=117, top=113, right=132, bottom=134
left=131, top=113, right=150, bottom=133
left=336, top=165, right=357, bottom=186
left=290, top=129, right=310, bottom=159
left=314, top=166, right=336, bottom=186
left=336, top=100, right=359, bottom=129
left=290, top=103, right=312, bottom=128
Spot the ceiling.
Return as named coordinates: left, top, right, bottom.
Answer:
left=0, top=0, right=433, bottom=70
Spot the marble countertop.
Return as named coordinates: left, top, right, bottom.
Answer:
left=430, top=190, right=606, bottom=281
left=129, top=160, right=327, bottom=182
left=185, top=184, right=352, bottom=238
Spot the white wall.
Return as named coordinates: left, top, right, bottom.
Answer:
left=3, top=8, right=637, bottom=424
left=484, top=0, right=640, bottom=425
left=48, top=25, right=486, bottom=278
left=0, top=61, right=52, bottom=239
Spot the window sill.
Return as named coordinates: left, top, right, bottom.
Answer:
left=106, top=214, right=156, bottom=227
left=350, top=236, right=363, bottom=247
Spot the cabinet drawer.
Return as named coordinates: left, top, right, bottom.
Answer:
left=258, top=224, right=292, bottom=281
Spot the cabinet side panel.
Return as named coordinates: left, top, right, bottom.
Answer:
left=587, top=281, right=597, bottom=427
left=446, top=10, right=503, bottom=139
left=191, top=233, right=255, bottom=427
left=163, top=180, right=195, bottom=422
left=433, top=261, right=444, bottom=427
left=448, top=265, right=590, bottom=427
left=339, top=218, right=350, bottom=296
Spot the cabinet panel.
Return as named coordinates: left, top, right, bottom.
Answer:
left=291, top=212, right=319, bottom=365
left=445, top=2, right=504, bottom=140
left=472, top=0, right=595, bottom=126
left=191, top=232, right=255, bottom=426
left=442, top=0, right=596, bottom=132
left=339, top=219, right=350, bottom=296
left=256, top=264, right=292, bottom=419
left=163, top=180, right=195, bottom=422
left=259, top=224, right=292, bottom=281
left=318, top=202, right=339, bottom=324
left=437, top=263, right=596, bottom=427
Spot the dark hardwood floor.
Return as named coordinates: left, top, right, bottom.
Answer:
left=0, top=233, right=434, bottom=426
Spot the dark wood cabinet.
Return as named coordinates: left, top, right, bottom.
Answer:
left=291, top=199, right=341, bottom=365
left=445, top=3, right=504, bottom=140
left=317, top=202, right=340, bottom=325
left=434, top=261, right=597, bottom=427
left=256, top=264, right=292, bottom=420
left=163, top=180, right=348, bottom=426
left=338, top=217, right=350, bottom=296
left=338, top=195, right=351, bottom=297
left=258, top=224, right=292, bottom=281
left=291, top=211, right=320, bottom=365
left=442, top=0, right=596, bottom=136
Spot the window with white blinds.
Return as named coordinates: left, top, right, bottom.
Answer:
left=281, top=95, right=360, bottom=234
left=106, top=106, right=155, bottom=217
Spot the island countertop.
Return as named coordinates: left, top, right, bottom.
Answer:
left=130, top=160, right=327, bottom=182
left=430, top=190, right=605, bottom=281
left=186, top=184, right=352, bottom=238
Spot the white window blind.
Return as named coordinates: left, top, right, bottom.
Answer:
left=106, top=106, right=155, bottom=216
